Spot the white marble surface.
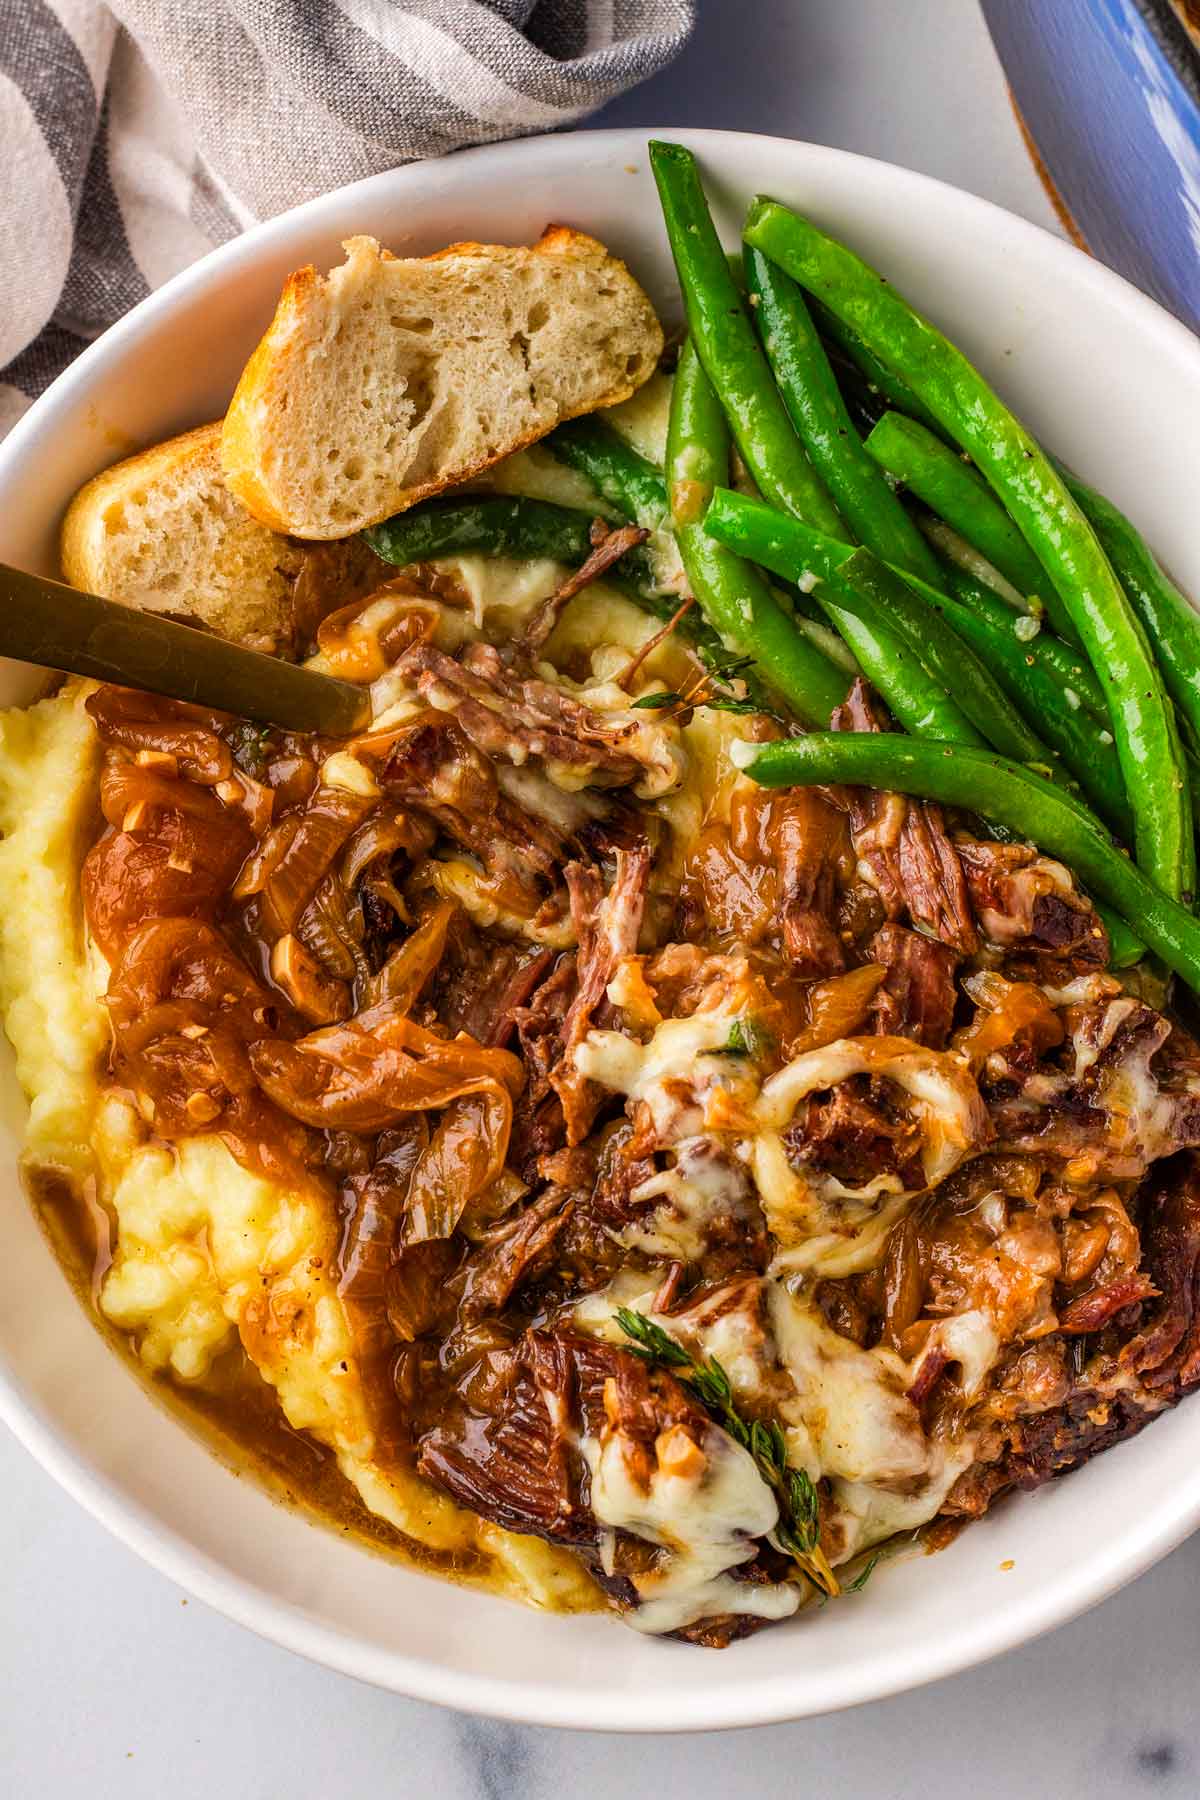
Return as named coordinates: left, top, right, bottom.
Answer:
left=8, top=3, right=1196, bottom=1794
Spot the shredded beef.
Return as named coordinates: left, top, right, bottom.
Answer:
left=457, top=1188, right=575, bottom=1326
left=773, top=788, right=848, bottom=977
left=523, top=521, right=651, bottom=652
left=550, top=844, right=651, bottom=1145
left=956, top=839, right=1107, bottom=974
left=869, top=923, right=959, bottom=1048
left=380, top=716, right=565, bottom=907
left=945, top=1155, right=1200, bottom=1515
left=432, top=919, right=556, bottom=1049
left=82, top=651, right=1200, bottom=1647
left=784, top=1080, right=925, bottom=1190
left=829, top=679, right=975, bottom=951
left=418, top=1329, right=702, bottom=1550
left=417, top=1326, right=781, bottom=1641
left=396, top=640, right=652, bottom=788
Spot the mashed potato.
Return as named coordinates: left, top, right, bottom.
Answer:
left=0, top=423, right=729, bottom=1615
left=0, top=677, right=595, bottom=1611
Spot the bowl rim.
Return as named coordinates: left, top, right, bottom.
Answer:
left=3, top=124, right=1200, bottom=1731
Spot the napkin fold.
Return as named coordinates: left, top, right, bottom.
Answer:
left=0, top=0, right=694, bottom=436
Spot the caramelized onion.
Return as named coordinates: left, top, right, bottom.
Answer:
left=340, top=811, right=431, bottom=891
left=83, top=802, right=254, bottom=962
left=296, top=873, right=366, bottom=983
left=86, top=687, right=232, bottom=784
left=270, top=934, right=351, bottom=1024
left=362, top=900, right=457, bottom=1013
left=338, top=1119, right=445, bottom=1463
left=99, top=759, right=226, bottom=831
left=880, top=1212, right=925, bottom=1351
left=104, top=917, right=315, bottom=1182
left=404, top=1087, right=513, bottom=1244
left=955, top=971, right=1065, bottom=1072
left=787, top=963, right=886, bottom=1057
left=255, top=789, right=375, bottom=936
left=248, top=1005, right=523, bottom=1133
left=315, top=584, right=440, bottom=683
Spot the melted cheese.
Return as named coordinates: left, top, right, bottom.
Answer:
left=752, top=1038, right=987, bottom=1275
left=576, top=1272, right=977, bottom=1579
left=582, top=1419, right=798, bottom=1636
left=575, top=1006, right=750, bottom=1139
left=769, top=1290, right=976, bottom=1561
left=603, top=370, right=673, bottom=465
left=619, top=1136, right=751, bottom=1263
left=769, top=1289, right=926, bottom=1485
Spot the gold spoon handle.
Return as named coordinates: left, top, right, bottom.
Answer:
left=0, top=563, right=371, bottom=735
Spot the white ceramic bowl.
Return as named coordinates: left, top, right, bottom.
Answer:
left=2, top=127, right=1200, bottom=1732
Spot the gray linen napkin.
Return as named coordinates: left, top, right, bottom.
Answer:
left=0, top=0, right=694, bottom=437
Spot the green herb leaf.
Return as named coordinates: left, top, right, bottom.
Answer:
left=701, top=695, right=761, bottom=715
left=715, top=1017, right=769, bottom=1059
left=845, top=1553, right=880, bottom=1594
left=614, top=1309, right=840, bottom=1597
left=630, top=690, right=683, bottom=710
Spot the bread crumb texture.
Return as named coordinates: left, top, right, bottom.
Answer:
left=220, top=230, right=664, bottom=539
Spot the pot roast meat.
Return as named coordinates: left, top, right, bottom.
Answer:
left=868, top=923, right=960, bottom=1049
left=522, top=520, right=651, bottom=652
left=772, top=787, right=849, bottom=978
left=418, top=1329, right=705, bottom=1551
left=1121, top=1153, right=1200, bottom=1393
left=457, top=1187, right=576, bottom=1326
left=549, top=844, right=651, bottom=1146
left=784, top=1080, right=926, bottom=1191
left=430, top=914, right=557, bottom=1049
left=396, top=640, right=652, bottom=789
left=77, top=639, right=1200, bottom=1647
left=989, top=999, right=1200, bottom=1179
left=829, top=678, right=976, bottom=951
left=956, top=839, right=1107, bottom=974
left=944, top=1155, right=1200, bottom=1515
left=379, top=714, right=564, bottom=910
left=510, top=954, right=579, bottom=1178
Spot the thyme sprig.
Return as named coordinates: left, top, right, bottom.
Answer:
left=627, top=647, right=773, bottom=720
left=615, top=1308, right=840, bottom=1598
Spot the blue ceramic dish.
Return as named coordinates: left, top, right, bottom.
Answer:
left=982, top=0, right=1200, bottom=331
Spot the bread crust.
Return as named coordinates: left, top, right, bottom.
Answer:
left=220, top=228, right=664, bottom=541
left=61, top=422, right=226, bottom=588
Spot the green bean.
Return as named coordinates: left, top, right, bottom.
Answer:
left=831, top=547, right=1056, bottom=764
left=863, top=412, right=1066, bottom=630
left=919, top=515, right=1030, bottom=613
left=367, top=495, right=601, bottom=567
left=1173, top=704, right=1197, bottom=904
left=1092, top=904, right=1147, bottom=970
left=745, top=249, right=944, bottom=581
left=790, top=607, right=860, bottom=677
left=743, top=198, right=1188, bottom=902
left=648, top=142, right=844, bottom=536
left=740, top=734, right=1190, bottom=983
left=1061, top=468, right=1200, bottom=756
left=808, top=296, right=947, bottom=437
left=364, top=494, right=666, bottom=600
left=666, top=341, right=847, bottom=727
left=898, top=572, right=1133, bottom=839
left=702, top=486, right=983, bottom=745
left=929, top=536, right=1110, bottom=720
left=545, top=415, right=667, bottom=528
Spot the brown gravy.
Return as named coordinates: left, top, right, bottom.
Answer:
left=24, top=1159, right=490, bottom=1582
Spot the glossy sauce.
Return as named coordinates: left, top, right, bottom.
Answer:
left=24, top=1157, right=489, bottom=1579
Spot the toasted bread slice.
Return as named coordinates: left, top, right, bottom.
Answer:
left=61, top=424, right=384, bottom=654
left=220, top=229, right=664, bottom=541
